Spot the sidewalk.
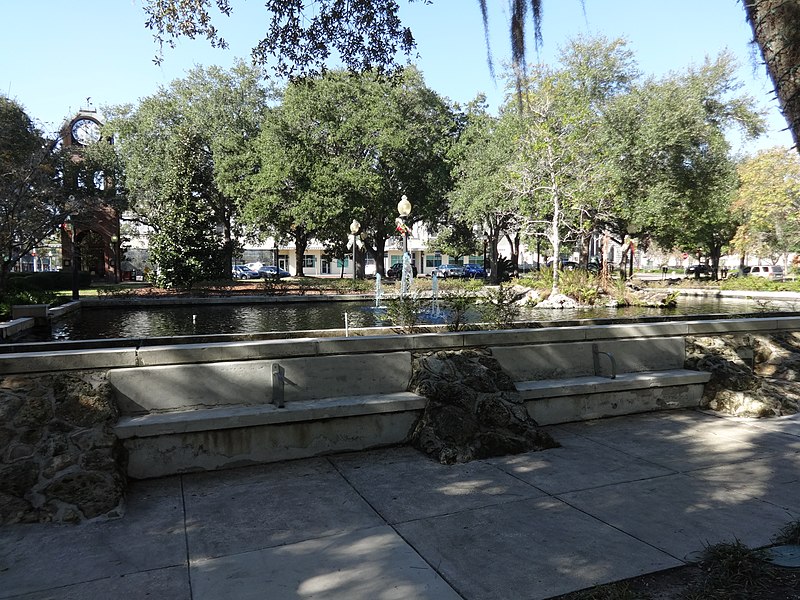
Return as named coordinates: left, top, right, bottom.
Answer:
left=2, top=409, right=799, bottom=600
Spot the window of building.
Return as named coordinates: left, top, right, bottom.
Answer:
left=390, top=255, right=403, bottom=266
left=465, top=255, right=482, bottom=265
left=425, top=253, right=442, bottom=268
left=337, top=258, right=350, bottom=268
left=303, top=254, right=316, bottom=268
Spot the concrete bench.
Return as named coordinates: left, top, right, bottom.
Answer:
left=110, top=352, right=425, bottom=478
left=490, top=339, right=711, bottom=425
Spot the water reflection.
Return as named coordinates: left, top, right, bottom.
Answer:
left=12, top=295, right=800, bottom=343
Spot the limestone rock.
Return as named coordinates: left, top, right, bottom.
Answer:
left=686, top=334, right=800, bottom=417
left=409, top=349, right=559, bottom=464
left=535, top=293, right=582, bottom=309
left=0, top=372, right=126, bottom=524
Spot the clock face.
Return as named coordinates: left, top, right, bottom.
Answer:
left=71, top=118, right=101, bottom=145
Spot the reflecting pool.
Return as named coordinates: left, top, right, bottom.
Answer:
left=10, top=294, right=800, bottom=344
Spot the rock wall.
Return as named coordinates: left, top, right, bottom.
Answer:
left=686, top=332, right=800, bottom=417
left=408, top=349, right=559, bottom=464
left=0, top=371, right=126, bottom=524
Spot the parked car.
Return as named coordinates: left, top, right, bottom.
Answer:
left=258, top=265, right=291, bottom=278
left=546, top=259, right=580, bottom=271
left=386, top=263, right=418, bottom=278
left=517, top=262, right=539, bottom=274
left=232, top=265, right=259, bottom=280
left=462, top=263, right=486, bottom=278
left=747, top=265, right=784, bottom=281
left=684, top=264, right=711, bottom=277
left=432, top=264, right=465, bottom=278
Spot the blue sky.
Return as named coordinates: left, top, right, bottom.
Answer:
left=1, top=0, right=793, bottom=152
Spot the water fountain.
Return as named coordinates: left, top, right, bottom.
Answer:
left=430, top=272, right=441, bottom=319
left=400, top=252, right=413, bottom=297
left=374, top=273, right=384, bottom=308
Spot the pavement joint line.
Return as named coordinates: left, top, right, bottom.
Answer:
left=179, top=474, right=194, bottom=600
left=325, top=454, right=468, bottom=599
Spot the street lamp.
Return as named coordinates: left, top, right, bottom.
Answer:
left=63, top=214, right=79, bottom=300
left=397, top=195, right=411, bottom=255
left=349, top=219, right=360, bottom=281
left=110, top=234, right=119, bottom=283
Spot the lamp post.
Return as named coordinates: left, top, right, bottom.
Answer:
left=397, top=195, right=411, bottom=256
left=110, top=234, right=119, bottom=283
left=349, top=219, right=360, bottom=281
left=64, top=215, right=79, bottom=300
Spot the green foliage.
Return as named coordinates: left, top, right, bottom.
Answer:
left=385, top=293, right=427, bottom=333
left=557, top=269, right=602, bottom=305
left=108, top=62, right=268, bottom=287
left=0, top=289, right=59, bottom=320
left=439, top=286, right=478, bottom=331
left=478, top=284, right=524, bottom=329
left=0, top=97, right=77, bottom=295
left=241, top=67, right=454, bottom=278
left=6, top=271, right=90, bottom=292
left=686, top=540, right=773, bottom=599
left=720, top=277, right=800, bottom=293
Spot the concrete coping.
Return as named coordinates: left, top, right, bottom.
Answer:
left=1, top=316, right=799, bottom=375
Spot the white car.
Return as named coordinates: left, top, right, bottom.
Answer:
left=747, top=265, right=784, bottom=281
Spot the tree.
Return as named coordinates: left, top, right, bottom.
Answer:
left=107, top=62, right=272, bottom=286
left=733, top=146, right=800, bottom=265
left=240, top=67, right=454, bottom=278
left=607, top=53, right=763, bottom=278
left=0, top=97, right=82, bottom=294
left=448, top=97, right=521, bottom=284
left=140, top=1, right=800, bottom=148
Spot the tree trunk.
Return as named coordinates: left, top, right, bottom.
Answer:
left=293, top=231, right=309, bottom=277
left=744, top=0, right=800, bottom=148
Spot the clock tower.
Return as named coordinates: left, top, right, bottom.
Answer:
left=60, top=108, right=122, bottom=283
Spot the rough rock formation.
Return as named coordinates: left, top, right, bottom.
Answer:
left=408, top=349, right=559, bottom=464
left=0, top=372, right=126, bottom=524
left=686, top=333, right=800, bottom=417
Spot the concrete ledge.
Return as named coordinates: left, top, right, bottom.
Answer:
left=516, top=369, right=711, bottom=400
left=135, top=338, right=321, bottom=366
left=686, top=318, right=783, bottom=334
left=120, top=408, right=423, bottom=478
left=526, top=383, right=707, bottom=426
left=115, top=391, right=427, bottom=438
left=0, top=347, right=138, bottom=373
left=0, top=318, right=34, bottom=339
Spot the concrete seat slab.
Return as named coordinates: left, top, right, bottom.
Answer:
left=516, top=370, right=711, bottom=400
left=115, top=391, right=426, bottom=438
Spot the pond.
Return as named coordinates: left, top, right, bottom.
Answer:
left=9, top=294, right=800, bottom=344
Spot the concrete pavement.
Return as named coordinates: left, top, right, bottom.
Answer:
left=2, top=409, right=799, bottom=600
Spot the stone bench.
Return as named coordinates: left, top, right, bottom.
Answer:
left=490, top=338, right=711, bottom=425
left=110, top=352, right=425, bottom=478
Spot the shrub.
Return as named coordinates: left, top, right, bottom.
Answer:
left=558, top=269, right=602, bottom=305
left=478, top=284, right=525, bottom=329
left=385, top=293, right=427, bottom=333
left=439, top=286, right=478, bottom=331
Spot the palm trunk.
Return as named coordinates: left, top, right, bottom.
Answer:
left=744, top=0, right=800, bottom=148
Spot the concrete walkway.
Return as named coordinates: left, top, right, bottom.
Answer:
left=2, top=409, right=799, bottom=600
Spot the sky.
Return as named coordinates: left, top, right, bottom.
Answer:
left=1, top=0, right=794, bottom=153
